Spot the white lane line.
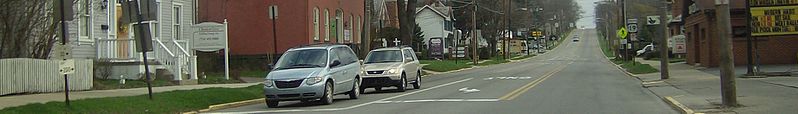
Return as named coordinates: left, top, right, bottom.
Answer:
left=373, top=99, right=500, bottom=104
left=211, top=78, right=474, bottom=114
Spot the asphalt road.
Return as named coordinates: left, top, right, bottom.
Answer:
left=211, top=29, right=677, bottom=114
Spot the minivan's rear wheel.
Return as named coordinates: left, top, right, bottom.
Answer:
left=397, top=73, right=407, bottom=92
left=413, top=72, right=421, bottom=89
left=320, top=82, right=334, bottom=105
left=266, top=99, right=279, bottom=108
left=348, top=78, right=360, bottom=99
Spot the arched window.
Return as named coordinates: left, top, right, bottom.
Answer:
left=324, top=9, right=330, bottom=42
left=357, top=16, right=361, bottom=43
left=348, top=14, right=354, bottom=43
left=313, top=7, right=320, bottom=41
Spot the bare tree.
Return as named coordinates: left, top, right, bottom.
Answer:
left=0, top=0, right=70, bottom=59
left=397, top=0, right=417, bottom=48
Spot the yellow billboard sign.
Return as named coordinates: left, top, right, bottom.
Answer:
left=750, top=6, right=798, bottom=36
left=749, top=0, right=798, bottom=7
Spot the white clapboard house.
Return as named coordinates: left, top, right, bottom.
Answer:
left=65, top=0, right=197, bottom=83
left=415, top=2, right=454, bottom=53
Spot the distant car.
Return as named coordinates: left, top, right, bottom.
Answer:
left=572, top=36, right=580, bottom=42
left=361, top=47, right=421, bottom=92
left=637, top=44, right=654, bottom=56
left=528, top=44, right=540, bottom=49
left=263, top=44, right=362, bottom=108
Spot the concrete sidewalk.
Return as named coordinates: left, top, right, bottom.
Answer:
left=632, top=59, right=798, bottom=113
left=0, top=82, right=260, bottom=109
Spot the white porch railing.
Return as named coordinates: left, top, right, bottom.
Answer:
left=97, top=39, right=138, bottom=61
left=97, top=38, right=197, bottom=81
left=155, top=39, right=197, bottom=80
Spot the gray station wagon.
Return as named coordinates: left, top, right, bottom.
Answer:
left=361, top=47, right=422, bottom=92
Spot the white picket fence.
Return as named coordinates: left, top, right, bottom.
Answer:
left=0, top=58, right=93, bottom=96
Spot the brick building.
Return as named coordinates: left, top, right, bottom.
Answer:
left=198, top=0, right=365, bottom=56
left=678, top=0, right=798, bottom=67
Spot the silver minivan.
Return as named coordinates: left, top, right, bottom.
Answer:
left=361, top=47, right=421, bottom=92
left=263, top=44, right=362, bottom=108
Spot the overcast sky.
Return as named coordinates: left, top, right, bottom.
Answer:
left=576, top=0, right=600, bottom=29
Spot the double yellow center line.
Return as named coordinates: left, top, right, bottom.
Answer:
left=499, top=62, right=570, bottom=101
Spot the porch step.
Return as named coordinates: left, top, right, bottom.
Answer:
left=156, top=69, right=196, bottom=85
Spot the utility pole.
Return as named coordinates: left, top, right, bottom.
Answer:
left=619, top=0, right=628, bottom=61
left=270, top=5, right=279, bottom=65
left=505, top=0, right=511, bottom=59
left=125, top=0, right=155, bottom=100
left=364, top=0, right=372, bottom=57
left=58, top=0, right=71, bottom=106
left=744, top=0, right=756, bottom=76
left=472, top=0, right=479, bottom=65
left=658, top=0, right=669, bottom=79
left=715, top=0, right=738, bottom=107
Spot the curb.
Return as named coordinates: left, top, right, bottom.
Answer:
left=664, top=96, right=696, bottom=114
left=182, top=98, right=264, bottom=114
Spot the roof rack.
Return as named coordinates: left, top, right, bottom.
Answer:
left=291, top=43, right=347, bottom=49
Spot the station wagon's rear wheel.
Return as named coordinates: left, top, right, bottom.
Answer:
left=320, top=82, right=334, bottom=105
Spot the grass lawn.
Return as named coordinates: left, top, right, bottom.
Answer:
left=206, top=70, right=269, bottom=78
left=598, top=33, right=616, bottom=58
left=92, top=78, right=175, bottom=90
left=477, top=57, right=510, bottom=66
left=511, top=54, right=536, bottom=60
left=612, top=58, right=659, bottom=74
left=198, top=75, right=245, bottom=84
left=0, top=84, right=264, bottom=114
left=647, top=58, right=686, bottom=63
left=420, top=60, right=473, bottom=72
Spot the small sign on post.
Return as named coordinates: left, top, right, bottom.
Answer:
left=133, top=23, right=153, bottom=52
left=617, top=27, right=628, bottom=39
left=627, top=19, right=639, bottom=33
left=672, top=35, right=687, bottom=54
left=647, top=16, right=661, bottom=25
left=53, top=44, right=75, bottom=75
left=59, top=59, right=75, bottom=75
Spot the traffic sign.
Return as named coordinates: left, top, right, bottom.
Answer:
left=52, top=44, right=72, bottom=60
left=617, top=27, right=628, bottom=39
left=627, top=19, right=638, bottom=33
left=59, top=59, right=75, bottom=75
left=647, top=16, right=661, bottom=25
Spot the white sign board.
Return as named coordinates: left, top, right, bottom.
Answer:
left=59, top=59, right=75, bottom=75
left=627, top=19, right=638, bottom=33
left=191, top=22, right=227, bottom=52
left=647, top=16, right=661, bottom=25
left=455, top=47, right=467, bottom=58
left=52, top=44, right=72, bottom=60
left=671, top=35, right=687, bottom=54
